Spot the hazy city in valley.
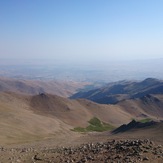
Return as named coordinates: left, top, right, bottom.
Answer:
left=0, top=1, right=163, bottom=162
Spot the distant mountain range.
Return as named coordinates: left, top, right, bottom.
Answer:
left=71, top=78, right=163, bottom=104
left=0, top=77, right=87, bottom=97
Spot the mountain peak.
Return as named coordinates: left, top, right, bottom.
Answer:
left=142, top=78, right=159, bottom=84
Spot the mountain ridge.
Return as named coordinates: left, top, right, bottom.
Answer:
left=71, top=78, right=163, bottom=104
left=0, top=77, right=88, bottom=97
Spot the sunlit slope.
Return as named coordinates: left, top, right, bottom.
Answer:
left=0, top=92, right=72, bottom=145
left=0, top=77, right=87, bottom=97
left=0, top=92, right=163, bottom=145
left=0, top=92, right=133, bottom=145
left=30, top=93, right=133, bottom=127
left=118, top=94, right=163, bottom=120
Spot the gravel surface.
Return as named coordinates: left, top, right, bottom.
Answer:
left=0, top=139, right=163, bottom=163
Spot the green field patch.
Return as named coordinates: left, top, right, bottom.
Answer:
left=72, top=117, right=115, bottom=132
left=138, top=118, right=152, bottom=123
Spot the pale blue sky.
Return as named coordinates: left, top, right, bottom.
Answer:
left=0, top=0, right=163, bottom=62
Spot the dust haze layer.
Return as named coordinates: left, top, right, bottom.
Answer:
left=0, top=59, right=163, bottom=82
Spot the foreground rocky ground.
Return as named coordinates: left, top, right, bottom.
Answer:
left=0, top=139, right=163, bottom=163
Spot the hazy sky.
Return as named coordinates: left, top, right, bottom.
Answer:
left=0, top=0, right=163, bottom=62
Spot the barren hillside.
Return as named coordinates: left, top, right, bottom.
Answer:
left=0, top=77, right=88, bottom=97
left=0, top=91, right=163, bottom=145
